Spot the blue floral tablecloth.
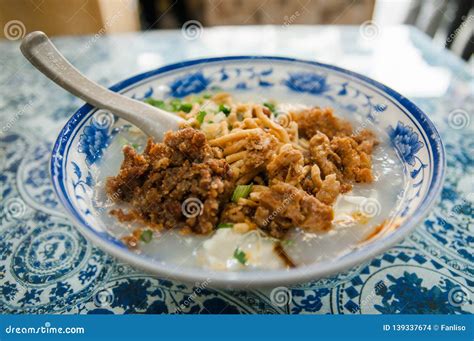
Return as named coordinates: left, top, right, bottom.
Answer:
left=0, top=25, right=472, bottom=314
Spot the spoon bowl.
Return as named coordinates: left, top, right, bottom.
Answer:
left=49, top=55, right=445, bottom=288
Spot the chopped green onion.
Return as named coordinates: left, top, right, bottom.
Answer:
left=140, top=230, right=153, bottom=243
left=196, top=110, right=207, bottom=124
left=145, top=98, right=166, bottom=109
left=179, top=103, right=193, bottom=113
left=217, top=222, right=233, bottom=229
left=202, top=93, right=212, bottom=99
left=231, top=184, right=253, bottom=202
left=170, top=99, right=182, bottom=111
left=233, top=248, right=247, bottom=265
left=263, top=102, right=276, bottom=113
left=281, top=239, right=294, bottom=247
left=131, top=143, right=140, bottom=149
left=219, top=104, right=231, bottom=116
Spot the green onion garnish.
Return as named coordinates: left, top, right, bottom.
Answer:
left=231, top=184, right=253, bottom=202
left=263, top=102, right=275, bottom=113
left=196, top=110, right=207, bottom=124
left=217, top=223, right=233, bottom=229
left=219, top=104, right=231, bottom=116
left=202, top=93, right=212, bottom=99
left=233, top=248, right=247, bottom=265
left=140, top=230, right=153, bottom=243
left=170, top=99, right=182, bottom=111
left=179, top=103, right=193, bottom=113
left=145, top=98, right=166, bottom=109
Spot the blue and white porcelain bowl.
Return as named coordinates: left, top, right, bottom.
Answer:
left=51, top=56, right=445, bottom=288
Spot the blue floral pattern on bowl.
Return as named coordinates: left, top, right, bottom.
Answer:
left=283, top=72, right=330, bottom=95
left=78, top=113, right=116, bottom=165
left=160, top=65, right=389, bottom=123
left=166, top=66, right=275, bottom=98
left=388, top=121, right=424, bottom=166
left=169, top=71, right=210, bottom=98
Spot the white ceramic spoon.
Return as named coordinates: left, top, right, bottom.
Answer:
left=20, top=31, right=184, bottom=139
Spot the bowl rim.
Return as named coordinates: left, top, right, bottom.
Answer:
left=50, top=56, right=446, bottom=288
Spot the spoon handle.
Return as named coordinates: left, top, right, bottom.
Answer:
left=20, top=31, right=183, bottom=139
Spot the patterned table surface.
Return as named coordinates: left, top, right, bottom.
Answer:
left=0, top=25, right=472, bottom=314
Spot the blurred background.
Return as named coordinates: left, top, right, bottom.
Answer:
left=0, top=0, right=472, bottom=61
